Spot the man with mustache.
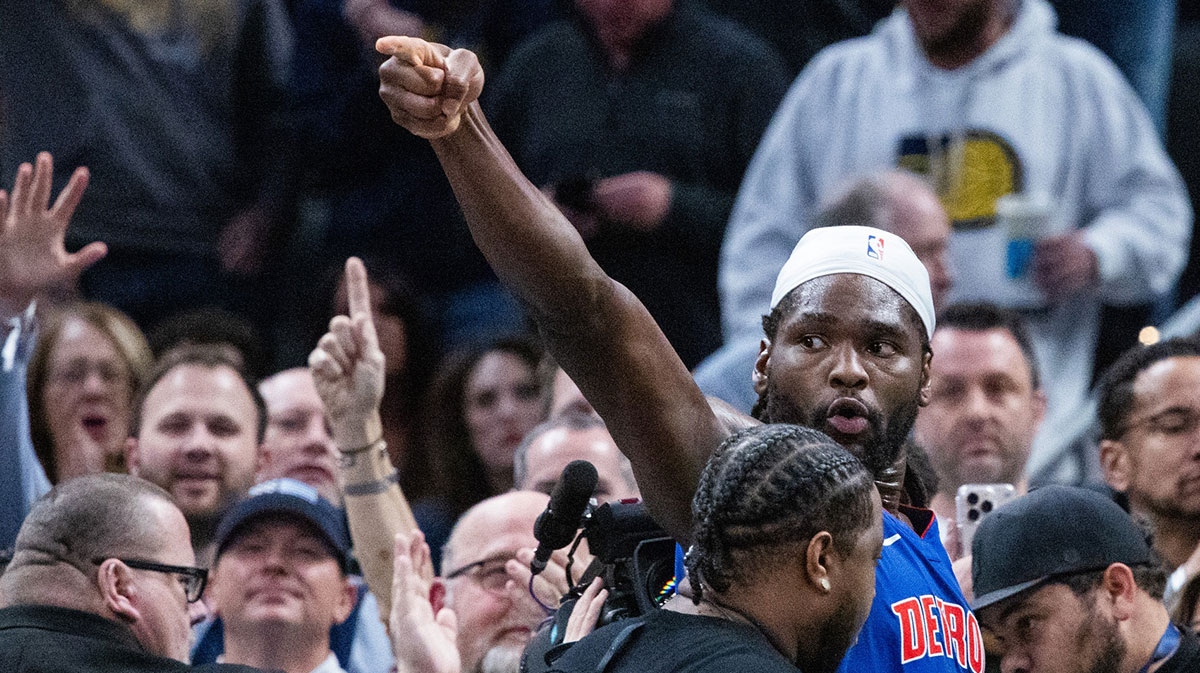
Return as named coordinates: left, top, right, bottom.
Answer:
left=716, top=0, right=1189, bottom=486
left=376, top=36, right=981, bottom=672
left=971, top=486, right=1200, bottom=673
left=696, top=169, right=953, bottom=415
left=1098, top=339, right=1200, bottom=613
left=432, top=492, right=553, bottom=673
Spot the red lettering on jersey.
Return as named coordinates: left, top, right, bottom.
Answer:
left=920, top=596, right=945, bottom=657
left=891, top=597, right=926, bottom=663
left=940, top=600, right=967, bottom=668
left=967, top=611, right=985, bottom=673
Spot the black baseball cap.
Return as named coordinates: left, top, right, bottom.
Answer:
left=215, top=478, right=351, bottom=572
left=971, top=485, right=1154, bottom=610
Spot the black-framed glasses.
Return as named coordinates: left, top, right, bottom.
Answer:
left=93, top=558, right=208, bottom=602
left=444, top=556, right=513, bottom=594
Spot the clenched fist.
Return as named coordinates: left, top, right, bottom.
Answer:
left=377, top=36, right=484, bottom=139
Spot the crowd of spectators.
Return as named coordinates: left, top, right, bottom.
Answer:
left=3, top=1, right=1200, bottom=673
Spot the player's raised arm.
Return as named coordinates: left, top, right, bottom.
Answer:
left=376, top=37, right=723, bottom=543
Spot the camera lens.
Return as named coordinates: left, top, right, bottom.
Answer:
left=981, top=500, right=994, bottom=513
left=967, top=508, right=980, bottom=521
left=967, top=493, right=979, bottom=505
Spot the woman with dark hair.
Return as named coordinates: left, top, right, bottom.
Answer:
left=26, top=302, right=152, bottom=483
left=419, top=335, right=545, bottom=519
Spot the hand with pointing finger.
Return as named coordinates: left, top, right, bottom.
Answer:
left=376, top=36, right=484, bottom=139
left=308, top=257, right=387, bottom=449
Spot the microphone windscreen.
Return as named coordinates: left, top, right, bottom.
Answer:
left=553, top=460, right=599, bottom=509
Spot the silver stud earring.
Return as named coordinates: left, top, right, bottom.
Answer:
left=820, top=578, right=831, bottom=591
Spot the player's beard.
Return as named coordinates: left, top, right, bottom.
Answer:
left=763, top=378, right=919, bottom=477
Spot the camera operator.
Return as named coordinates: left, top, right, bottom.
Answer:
left=546, top=424, right=882, bottom=673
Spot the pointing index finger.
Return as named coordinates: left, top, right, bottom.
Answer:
left=345, top=257, right=373, bottom=321
left=376, top=35, right=448, bottom=69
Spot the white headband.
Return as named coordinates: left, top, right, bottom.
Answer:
left=770, top=225, right=936, bottom=339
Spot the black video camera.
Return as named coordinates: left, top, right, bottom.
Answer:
left=520, top=498, right=676, bottom=673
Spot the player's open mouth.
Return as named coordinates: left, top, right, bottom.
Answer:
left=826, top=398, right=870, bottom=435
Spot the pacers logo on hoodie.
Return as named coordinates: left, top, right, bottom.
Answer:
left=896, top=130, right=1022, bottom=232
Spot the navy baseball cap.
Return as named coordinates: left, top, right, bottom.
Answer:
left=215, top=478, right=351, bottom=571
left=971, top=485, right=1155, bottom=610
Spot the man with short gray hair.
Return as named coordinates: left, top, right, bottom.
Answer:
left=435, top=491, right=552, bottom=673
left=512, top=412, right=638, bottom=503
left=0, top=473, right=258, bottom=672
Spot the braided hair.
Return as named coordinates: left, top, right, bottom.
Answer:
left=685, top=424, right=875, bottom=602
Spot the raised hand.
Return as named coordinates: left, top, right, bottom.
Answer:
left=308, top=257, right=386, bottom=449
left=390, top=531, right=461, bottom=673
left=377, top=36, right=484, bottom=139
left=0, top=152, right=107, bottom=312
left=591, top=172, right=672, bottom=233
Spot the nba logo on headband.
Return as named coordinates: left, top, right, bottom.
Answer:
left=769, top=225, right=935, bottom=339
left=867, top=235, right=884, bottom=260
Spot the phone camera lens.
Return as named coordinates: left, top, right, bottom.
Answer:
left=981, top=501, right=994, bottom=513
left=967, top=508, right=980, bottom=521
left=966, top=493, right=979, bottom=505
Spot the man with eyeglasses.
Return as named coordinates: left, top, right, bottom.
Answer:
left=1098, top=338, right=1200, bottom=613
left=0, top=472, right=258, bottom=672
left=205, top=478, right=358, bottom=673
left=432, top=491, right=554, bottom=673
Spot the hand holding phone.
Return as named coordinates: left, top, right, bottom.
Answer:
left=956, top=483, right=1018, bottom=557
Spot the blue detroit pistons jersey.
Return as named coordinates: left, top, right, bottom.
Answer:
left=837, top=508, right=985, bottom=673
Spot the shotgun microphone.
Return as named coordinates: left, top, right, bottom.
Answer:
left=530, top=460, right=597, bottom=575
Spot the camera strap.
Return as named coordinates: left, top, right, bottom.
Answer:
left=591, top=621, right=646, bottom=673
left=546, top=618, right=646, bottom=673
